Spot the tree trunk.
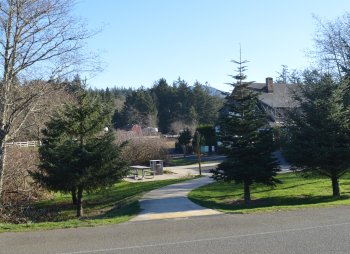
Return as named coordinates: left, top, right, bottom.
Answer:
left=71, top=188, right=77, bottom=205
left=243, top=180, right=251, bottom=205
left=76, top=186, right=83, bottom=217
left=0, top=138, right=8, bottom=204
left=197, top=152, right=202, bottom=176
left=331, top=175, right=340, bottom=197
left=0, top=81, right=11, bottom=205
left=181, top=145, right=186, bottom=157
left=0, top=5, right=13, bottom=204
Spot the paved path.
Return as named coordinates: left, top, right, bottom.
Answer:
left=125, top=162, right=220, bottom=182
left=273, top=150, right=291, bottom=171
left=131, top=176, right=222, bottom=221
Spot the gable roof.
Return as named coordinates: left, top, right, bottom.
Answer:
left=247, top=82, right=300, bottom=108
left=258, top=84, right=300, bottom=108
left=247, top=82, right=266, bottom=91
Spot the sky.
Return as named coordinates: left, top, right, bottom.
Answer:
left=74, top=0, right=350, bottom=92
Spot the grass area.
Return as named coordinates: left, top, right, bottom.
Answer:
left=168, top=157, right=199, bottom=166
left=0, top=177, right=194, bottom=233
left=168, top=155, right=222, bottom=166
left=189, top=173, right=350, bottom=213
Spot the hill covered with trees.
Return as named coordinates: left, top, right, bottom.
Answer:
left=90, top=78, right=225, bottom=134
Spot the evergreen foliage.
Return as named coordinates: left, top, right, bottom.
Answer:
left=177, top=128, right=192, bottom=156
left=32, top=88, right=128, bottom=217
left=89, top=78, right=224, bottom=133
left=173, top=78, right=194, bottom=124
left=116, top=88, right=157, bottom=128
left=192, top=82, right=221, bottom=125
left=285, top=74, right=350, bottom=197
left=212, top=54, right=280, bottom=204
left=195, top=125, right=216, bottom=149
left=151, top=78, right=179, bottom=133
left=153, top=78, right=224, bottom=133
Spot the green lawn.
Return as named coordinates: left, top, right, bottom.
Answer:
left=0, top=177, right=194, bottom=232
left=189, top=173, right=350, bottom=213
left=168, top=156, right=221, bottom=166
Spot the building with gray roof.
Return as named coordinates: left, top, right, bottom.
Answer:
left=248, top=78, right=300, bottom=126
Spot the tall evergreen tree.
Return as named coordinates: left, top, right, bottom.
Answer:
left=152, top=79, right=176, bottom=133
left=173, top=78, right=193, bottom=124
left=192, top=82, right=223, bottom=125
left=32, top=87, right=128, bottom=217
left=118, top=88, right=157, bottom=128
left=212, top=52, right=280, bottom=204
left=285, top=74, right=350, bottom=197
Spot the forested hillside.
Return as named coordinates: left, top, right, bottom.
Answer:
left=90, top=78, right=224, bottom=134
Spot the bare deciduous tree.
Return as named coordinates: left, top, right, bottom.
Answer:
left=311, top=13, right=350, bottom=79
left=170, top=121, right=197, bottom=135
left=0, top=0, right=97, bottom=202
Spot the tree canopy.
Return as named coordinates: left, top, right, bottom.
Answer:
left=285, top=74, right=350, bottom=197
left=32, top=88, right=128, bottom=217
left=177, top=128, right=192, bottom=156
left=212, top=54, right=280, bottom=204
left=0, top=0, right=97, bottom=203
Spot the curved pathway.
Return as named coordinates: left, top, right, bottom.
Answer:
left=131, top=176, right=222, bottom=221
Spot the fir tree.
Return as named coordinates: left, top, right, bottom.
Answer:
left=285, top=74, right=350, bottom=197
left=212, top=51, right=280, bottom=204
left=178, top=128, right=192, bottom=157
left=32, top=87, right=128, bottom=217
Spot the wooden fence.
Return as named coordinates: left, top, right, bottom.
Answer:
left=5, top=141, right=41, bottom=148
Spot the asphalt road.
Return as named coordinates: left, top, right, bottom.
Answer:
left=1, top=206, right=350, bottom=254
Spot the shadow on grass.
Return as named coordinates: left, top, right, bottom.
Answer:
left=89, top=201, right=139, bottom=220
left=26, top=178, right=193, bottom=224
left=29, top=193, right=142, bottom=223
left=240, top=181, right=322, bottom=196
left=194, top=179, right=322, bottom=200
left=189, top=194, right=350, bottom=213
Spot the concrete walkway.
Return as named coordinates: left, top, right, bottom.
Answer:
left=129, top=153, right=291, bottom=221
left=125, top=162, right=220, bottom=182
left=131, top=176, right=222, bottom=221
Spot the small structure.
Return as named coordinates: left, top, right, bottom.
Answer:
left=131, top=124, right=142, bottom=135
left=142, top=127, right=158, bottom=136
left=150, top=160, right=164, bottom=175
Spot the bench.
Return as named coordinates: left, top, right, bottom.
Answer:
left=143, top=169, right=155, bottom=178
left=129, top=165, right=155, bottom=179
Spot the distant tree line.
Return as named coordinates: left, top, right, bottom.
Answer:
left=89, top=78, right=224, bottom=134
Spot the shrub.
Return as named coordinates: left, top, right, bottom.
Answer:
left=1, top=147, right=48, bottom=223
left=117, top=131, right=168, bottom=165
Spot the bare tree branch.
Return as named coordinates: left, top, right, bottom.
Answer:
left=0, top=0, right=99, bottom=202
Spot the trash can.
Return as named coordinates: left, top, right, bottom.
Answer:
left=156, top=164, right=163, bottom=175
left=150, top=160, right=163, bottom=175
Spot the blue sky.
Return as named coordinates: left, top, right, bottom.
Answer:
left=75, top=0, right=350, bottom=91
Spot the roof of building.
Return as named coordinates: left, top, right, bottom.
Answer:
left=259, top=84, right=300, bottom=108
left=248, top=83, right=300, bottom=108
left=247, top=82, right=266, bottom=91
